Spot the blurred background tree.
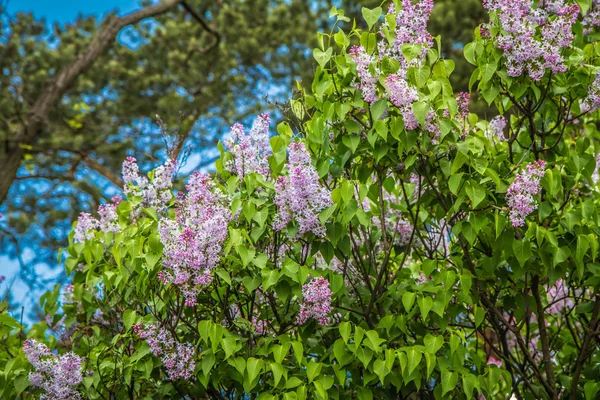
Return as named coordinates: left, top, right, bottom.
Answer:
left=0, top=0, right=488, bottom=311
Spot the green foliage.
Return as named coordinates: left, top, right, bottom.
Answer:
left=3, top=1, right=600, bottom=399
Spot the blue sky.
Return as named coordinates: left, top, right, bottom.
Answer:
left=2, top=0, right=144, bottom=322
left=8, top=0, right=141, bottom=21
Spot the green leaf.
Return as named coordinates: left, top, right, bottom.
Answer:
left=441, top=369, right=458, bottom=396
left=418, top=297, right=433, bottom=320
left=313, top=47, right=333, bottom=67
left=406, top=348, right=422, bottom=375
left=271, top=362, right=285, bottom=387
left=123, top=309, right=136, bottom=331
left=339, top=321, right=351, bottom=343
left=423, top=334, right=444, bottom=354
left=306, top=361, right=322, bottom=383
left=361, top=7, right=383, bottom=29
left=463, top=374, right=477, bottom=399
left=585, top=381, right=599, bottom=400
left=465, top=182, right=485, bottom=208
left=245, top=357, right=263, bottom=391
left=513, top=240, right=531, bottom=267
left=402, top=292, right=416, bottom=311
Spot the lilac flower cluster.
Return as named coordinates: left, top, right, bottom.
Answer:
left=385, top=73, right=419, bottom=130
left=133, top=323, right=195, bottom=380
left=582, top=0, right=600, bottom=34
left=296, top=276, right=333, bottom=326
left=274, top=142, right=332, bottom=237
left=506, top=160, right=546, bottom=227
left=547, top=279, right=574, bottom=314
left=122, top=156, right=176, bottom=211
left=158, top=172, right=231, bottom=306
left=486, top=116, right=507, bottom=142
left=482, top=0, right=579, bottom=81
left=73, top=196, right=122, bottom=243
left=23, top=339, right=82, bottom=400
left=225, top=114, right=272, bottom=179
left=580, top=72, right=600, bottom=113
left=380, top=0, right=434, bottom=63
left=350, top=46, right=379, bottom=104
left=592, top=153, right=600, bottom=185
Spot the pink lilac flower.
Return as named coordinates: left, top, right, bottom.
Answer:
left=73, top=212, right=98, bottom=243
left=582, top=0, right=600, bottom=34
left=580, top=72, right=600, bottom=113
left=133, top=323, right=195, bottom=380
left=488, top=355, right=503, bottom=367
left=296, top=276, right=333, bottom=326
left=158, top=172, right=231, bottom=306
left=547, top=279, right=574, bottom=314
left=350, top=45, right=379, bottom=104
left=487, top=116, right=507, bottom=141
left=225, top=114, right=272, bottom=179
left=23, top=339, right=82, bottom=400
left=506, top=160, right=546, bottom=227
left=482, top=0, right=579, bottom=81
left=274, top=142, right=332, bottom=237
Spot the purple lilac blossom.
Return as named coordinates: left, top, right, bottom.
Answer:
left=380, top=0, right=434, bottom=63
left=487, top=115, right=507, bottom=141
left=274, top=142, right=332, bottom=237
left=582, top=0, right=600, bottom=34
left=158, top=172, right=231, bottom=306
left=121, top=157, right=176, bottom=211
left=592, top=153, right=600, bottom=185
left=225, top=114, right=272, bottom=179
left=482, top=0, right=579, bottom=81
left=385, top=73, right=420, bottom=130
left=23, top=339, right=82, bottom=400
left=506, top=160, right=546, bottom=227
left=73, top=212, right=98, bottom=243
left=580, top=72, right=600, bottom=113
left=350, top=45, right=380, bottom=104
left=133, top=323, right=195, bottom=380
left=296, top=276, right=333, bottom=326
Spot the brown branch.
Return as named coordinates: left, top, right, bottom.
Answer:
left=0, top=0, right=183, bottom=205
left=181, top=1, right=221, bottom=53
left=570, top=295, right=600, bottom=399
left=532, top=276, right=557, bottom=399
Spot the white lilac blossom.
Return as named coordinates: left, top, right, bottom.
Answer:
left=506, top=160, right=546, bottom=227
left=482, top=0, right=579, bottom=81
left=296, top=276, right=333, bottom=326
left=133, top=323, right=195, bottom=380
left=273, top=142, right=332, bottom=237
left=158, top=172, right=231, bottom=306
left=23, top=339, right=83, bottom=400
left=225, top=113, right=272, bottom=179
